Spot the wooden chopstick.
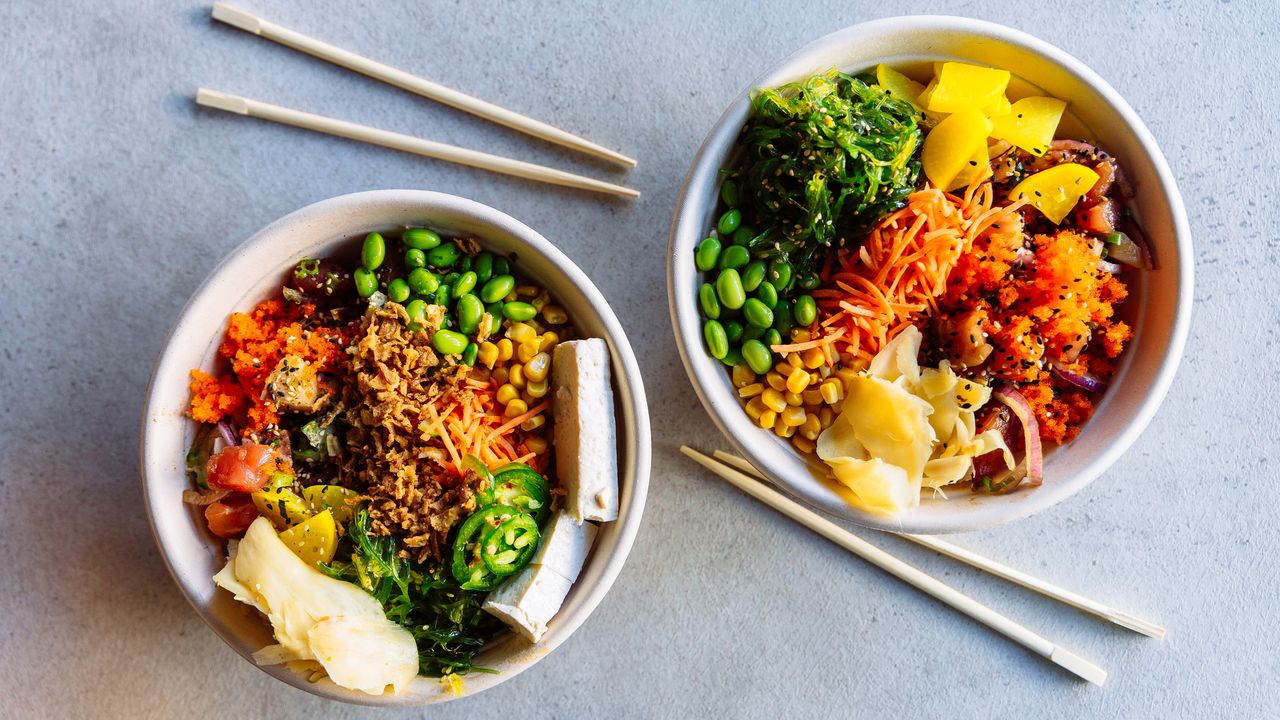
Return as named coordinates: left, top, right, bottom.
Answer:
left=711, top=450, right=1166, bottom=640
left=195, top=89, right=640, bottom=199
left=681, top=446, right=1108, bottom=685
left=211, top=3, right=636, bottom=168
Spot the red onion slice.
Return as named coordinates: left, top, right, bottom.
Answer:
left=1098, top=259, right=1122, bottom=274
left=993, top=384, right=1045, bottom=488
left=182, top=487, right=230, bottom=506
left=217, top=420, right=240, bottom=447
left=1050, top=360, right=1108, bottom=393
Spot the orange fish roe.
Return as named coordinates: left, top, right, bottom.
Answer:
left=186, top=299, right=345, bottom=431
left=940, top=229, right=1133, bottom=443
left=187, top=369, right=246, bottom=423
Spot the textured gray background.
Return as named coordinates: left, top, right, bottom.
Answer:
left=1, top=0, right=1277, bottom=718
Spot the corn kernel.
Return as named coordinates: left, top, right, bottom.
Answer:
left=774, top=360, right=795, bottom=377
left=516, top=284, right=538, bottom=297
left=745, top=397, right=767, bottom=420
left=496, top=338, right=515, bottom=362
left=509, top=364, right=526, bottom=388
left=765, top=372, right=787, bottom=391
left=526, top=378, right=549, bottom=399
left=761, top=388, right=787, bottom=413
left=504, top=291, right=518, bottom=303
left=818, top=364, right=833, bottom=379
left=820, top=379, right=844, bottom=405
left=517, top=341, right=539, bottom=364
left=792, top=436, right=816, bottom=454
left=801, top=347, right=826, bottom=369
left=786, top=367, right=810, bottom=394
left=491, top=367, right=510, bottom=386
left=507, top=322, right=537, bottom=345
left=791, top=328, right=812, bottom=344
left=496, top=384, right=519, bottom=405
left=542, top=305, right=567, bottom=325
left=476, top=341, right=499, bottom=369
left=773, top=422, right=795, bottom=438
left=737, top=383, right=764, bottom=399
left=525, top=352, right=551, bottom=383
left=505, top=398, right=528, bottom=418
left=531, top=292, right=549, bottom=311
left=781, top=405, right=807, bottom=427
left=819, top=407, right=836, bottom=429
left=835, top=368, right=859, bottom=393
left=525, top=436, right=548, bottom=454
left=758, top=409, right=777, bottom=430
left=802, top=388, right=823, bottom=406
left=730, top=364, right=753, bottom=388
left=784, top=390, right=803, bottom=406
left=520, top=414, right=547, bottom=432
left=538, top=331, right=559, bottom=352
left=800, top=413, right=822, bottom=440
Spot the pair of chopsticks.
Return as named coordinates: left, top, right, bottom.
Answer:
left=196, top=4, right=638, bottom=198
left=681, top=446, right=1167, bottom=686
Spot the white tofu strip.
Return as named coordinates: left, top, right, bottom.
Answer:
left=483, top=511, right=597, bottom=641
left=551, top=339, right=619, bottom=523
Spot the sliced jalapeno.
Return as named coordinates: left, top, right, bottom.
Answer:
left=481, top=513, right=540, bottom=576
left=451, top=504, right=520, bottom=590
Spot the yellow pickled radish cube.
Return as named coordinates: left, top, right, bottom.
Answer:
left=875, top=64, right=926, bottom=107
left=984, top=94, right=1012, bottom=117
left=251, top=487, right=312, bottom=529
left=927, top=62, right=1011, bottom=114
left=990, top=96, right=1068, bottom=156
left=1009, top=163, right=1101, bottom=224
left=923, top=110, right=993, bottom=191
left=279, top=510, right=338, bottom=566
left=301, top=485, right=359, bottom=524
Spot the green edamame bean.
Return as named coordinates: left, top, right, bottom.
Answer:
left=492, top=256, right=510, bottom=276
left=755, top=280, right=778, bottom=309
left=353, top=267, right=377, bottom=298
left=721, top=347, right=744, bottom=367
left=480, top=275, right=516, bottom=304
left=715, top=268, right=746, bottom=310
left=720, top=179, right=739, bottom=208
left=361, top=232, right=386, bottom=270
left=453, top=271, right=477, bottom=298
left=404, top=248, right=426, bottom=269
left=443, top=272, right=461, bottom=287
left=456, top=294, right=484, bottom=335
left=408, top=268, right=439, bottom=295
left=772, top=299, right=794, bottom=334
left=403, top=228, right=442, bottom=250
left=406, top=298, right=428, bottom=324
left=433, top=329, right=470, bottom=356
left=717, top=209, right=741, bottom=236
left=731, top=225, right=756, bottom=246
left=434, top=283, right=452, bottom=307
left=703, top=320, right=728, bottom=360
left=717, top=245, right=750, bottom=271
left=743, top=298, right=774, bottom=329
left=698, top=283, right=721, bottom=320
left=724, top=319, right=745, bottom=345
left=741, top=260, right=767, bottom=292
left=794, top=295, right=818, bottom=327
left=474, top=252, right=494, bottom=283
left=486, top=301, right=504, bottom=319
left=503, top=301, right=537, bottom=322
left=457, top=256, right=473, bottom=273
left=461, top=342, right=478, bottom=366
left=695, top=237, right=722, bottom=272
left=768, top=260, right=793, bottom=293
left=797, top=273, right=821, bottom=291
left=387, top=278, right=411, bottom=303
left=742, top=323, right=766, bottom=343
left=764, top=329, right=782, bottom=348
left=427, top=244, right=461, bottom=269
left=741, top=339, right=773, bottom=375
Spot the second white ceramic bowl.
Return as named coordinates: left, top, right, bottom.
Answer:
left=142, top=190, right=651, bottom=705
left=668, top=16, right=1192, bottom=534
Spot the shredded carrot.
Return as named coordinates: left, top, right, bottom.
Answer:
left=493, top=400, right=551, bottom=437
left=770, top=328, right=844, bottom=354
left=816, top=167, right=1024, bottom=368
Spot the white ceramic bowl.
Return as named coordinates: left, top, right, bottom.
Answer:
left=141, top=191, right=651, bottom=705
left=668, top=16, right=1191, bottom=534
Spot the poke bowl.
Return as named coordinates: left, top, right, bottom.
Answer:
left=668, top=16, right=1191, bottom=533
left=141, top=190, right=651, bottom=705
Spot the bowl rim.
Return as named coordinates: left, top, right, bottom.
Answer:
left=666, top=15, right=1193, bottom=533
left=140, top=189, right=652, bottom=705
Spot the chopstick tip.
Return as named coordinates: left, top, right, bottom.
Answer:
left=1049, top=647, right=1107, bottom=686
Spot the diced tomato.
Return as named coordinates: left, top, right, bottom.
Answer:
left=204, top=494, right=259, bottom=538
left=206, top=443, right=282, bottom=493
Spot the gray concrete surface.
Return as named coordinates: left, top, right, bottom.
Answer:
left=1, top=1, right=1277, bottom=717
